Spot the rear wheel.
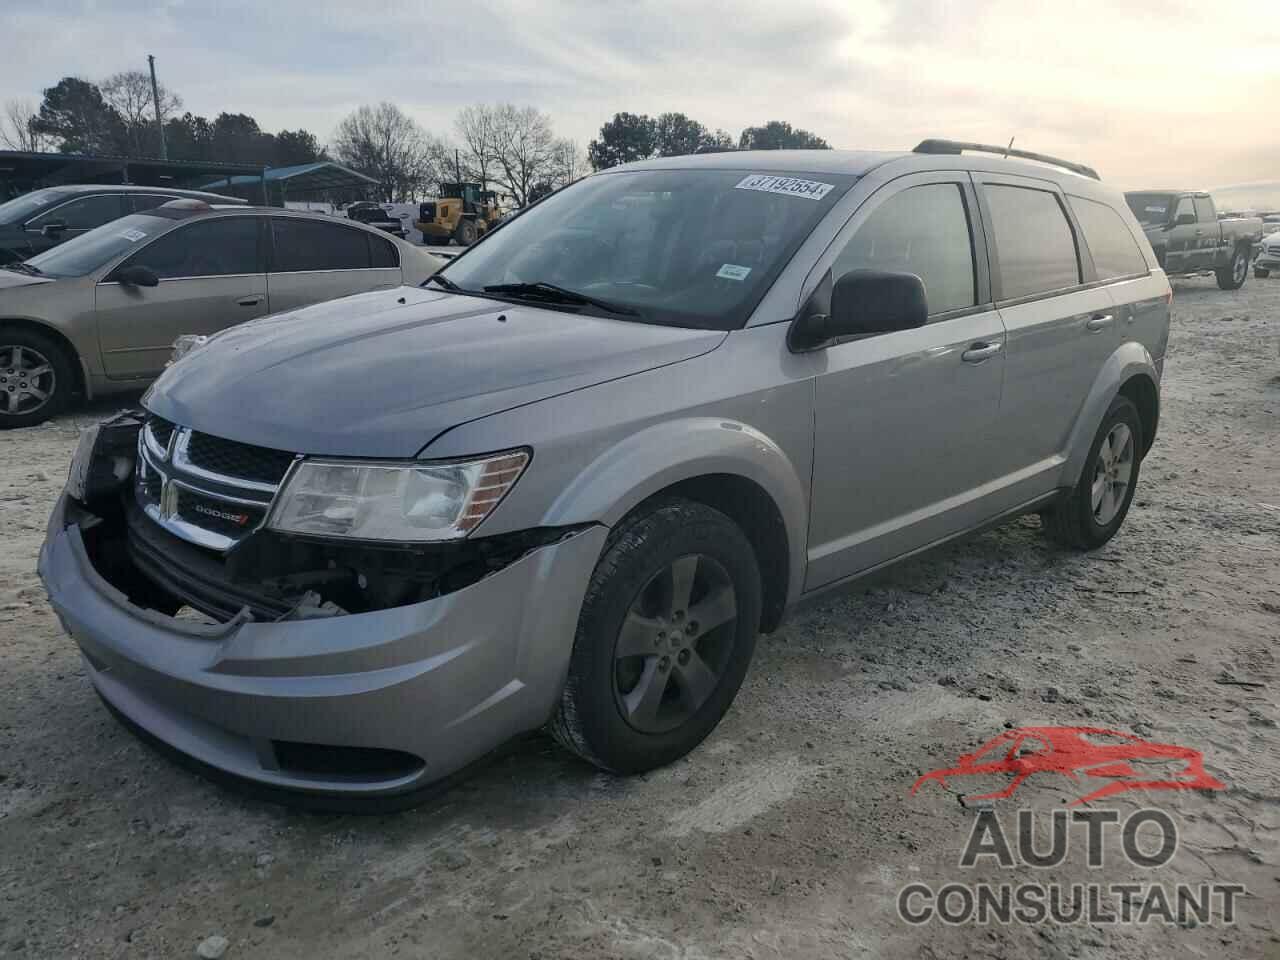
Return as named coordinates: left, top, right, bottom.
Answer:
left=1255, top=267, right=1270, bottom=279
left=454, top=219, right=478, bottom=246
left=1042, top=395, right=1143, bottom=550
left=1216, top=246, right=1249, bottom=289
left=0, top=328, right=76, bottom=429
left=549, top=499, right=762, bottom=774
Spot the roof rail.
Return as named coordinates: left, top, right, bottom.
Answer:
left=913, top=139, right=1100, bottom=181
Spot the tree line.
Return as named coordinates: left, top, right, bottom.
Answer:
left=2, top=70, right=833, bottom=207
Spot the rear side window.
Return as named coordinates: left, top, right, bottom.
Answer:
left=984, top=185, right=1080, bottom=300
left=833, top=182, right=976, bottom=315
left=370, top=233, right=399, bottom=268
left=29, top=194, right=125, bottom=230
left=272, top=219, right=373, bottom=272
left=1193, top=196, right=1215, bottom=223
left=123, top=216, right=260, bottom=279
left=1068, top=196, right=1148, bottom=280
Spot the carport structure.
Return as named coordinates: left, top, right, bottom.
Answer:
left=196, top=161, right=379, bottom=206
left=0, top=150, right=268, bottom=200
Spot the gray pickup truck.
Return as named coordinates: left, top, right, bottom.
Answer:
left=1124, top=190, right=1261, bottom=289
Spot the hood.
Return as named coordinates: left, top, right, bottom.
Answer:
left=145, top=285, right=726, bottom=458
left=0, top=268, right=54, bottom=290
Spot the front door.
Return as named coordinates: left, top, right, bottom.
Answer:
left=96, top=215, right=268, bottom=379
left=1164, top=196, right=1198, bottom=274
left=806, top=175, right=1007, bottom=589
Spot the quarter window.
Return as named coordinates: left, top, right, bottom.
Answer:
left=832, top=182, right=976, bottom=315
left=121, top=217, right=260, bottom=279
left=1067, top=196, right=1148, bottom=280
left=369, top=233, right=400, bottom=268
left=271, top=219, right=374, bottom=272
left=28, top=194, right=124, bottom=231
left=984, top=185, right=1081, bottom=300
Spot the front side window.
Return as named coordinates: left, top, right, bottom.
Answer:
left=440, top=168, right=856, bottom=329
left=272, top=219, right=373, bottom=272
left=984, top=184, right=1080, bottom=300
left=1193, top=196, right=1215, bottom=223
left=119, top=216, right=260, bottom=279
left=28, top=194, right=125, bottom=231
left=1067, top=196, right=1148, bottom=280
left=832, top=182, right=976, bottom=316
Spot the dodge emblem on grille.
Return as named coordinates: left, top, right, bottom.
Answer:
left=193, top=503, right=251, bottom=526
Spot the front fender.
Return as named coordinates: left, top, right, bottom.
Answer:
left=1061, top=341, right=1158, bottom=484
left=542, top=417, right=810, bottom=607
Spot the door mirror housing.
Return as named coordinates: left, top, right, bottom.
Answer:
left=1174, top=212, right=1197, bottom=227
left=114, top=265, right=160, bottom=288
left=790, top=270, right=928, bottom=350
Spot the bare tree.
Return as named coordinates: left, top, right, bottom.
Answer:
left=454, top=104, right=499, bottom=191
left=0, top=100, right=51, bottom=152
left=102, top=70, right=181, bottom=156
left=488, top=104, right=560, bottom=208
left=332, top=102, right=443, bottom=201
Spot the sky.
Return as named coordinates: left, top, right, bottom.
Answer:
left=3, top=0, right=1278, bottom=192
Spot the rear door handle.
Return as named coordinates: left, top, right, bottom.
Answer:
left=961, top=341, right=1002, bottom=363
left=1086, top=313, right=1114, bottom=332
left=237, top=295, right=265, bottom=307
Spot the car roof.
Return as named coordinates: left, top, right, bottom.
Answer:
left=1124, top=188, right=1209, bottom=197
left=32, top=183, right=246, bottom=203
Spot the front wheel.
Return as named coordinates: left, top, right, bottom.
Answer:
left=1042, top=395, right=1143, bottom=550
left=549, top=499, right=762, bottom=775
left=454, top=219, right=478, bottom=246
left=1216, top=246, right=1249, bottom=290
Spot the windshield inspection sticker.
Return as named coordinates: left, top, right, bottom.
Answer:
left=716, top=263, right=752, bottom=281
left=117, top=228, right=147, bottom=242
left=735, top=174, right=835, bottom=201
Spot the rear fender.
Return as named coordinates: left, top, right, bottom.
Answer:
left=542, top=417, right=810, bottom=607
left=1061, top=341, right=1158, bottom=485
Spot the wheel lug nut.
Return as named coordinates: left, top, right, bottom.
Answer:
left=659, top=656, right=670, bottom=671
left=677, top=649, right=690, bottom=666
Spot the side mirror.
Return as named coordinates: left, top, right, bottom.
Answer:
left=39, top=220, right=67, bottom=237
left=1174, top=213, right=1196, bottom=227
left=115, top=265, right=160, bottom=288
left=790, top=270, right=928, bottom=350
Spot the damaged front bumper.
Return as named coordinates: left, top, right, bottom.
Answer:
left=38, top=491, right=607, bottom=799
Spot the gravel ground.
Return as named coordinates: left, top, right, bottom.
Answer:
left=1, top=276, right=1277, bottom=959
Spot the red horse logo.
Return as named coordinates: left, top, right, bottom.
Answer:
left=911, top=726, right=1225, bottom=805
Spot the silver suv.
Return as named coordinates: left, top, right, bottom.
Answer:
left=39, top=141, right=1171, bottom=806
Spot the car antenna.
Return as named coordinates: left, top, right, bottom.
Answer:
left=1003, top=137, right=1015, bottom=158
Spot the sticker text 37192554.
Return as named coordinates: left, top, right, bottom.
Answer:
left=734, top=174, right=835, bottom=201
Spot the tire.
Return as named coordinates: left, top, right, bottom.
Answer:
left=0, top=327, right=76, bottom=429
left=1216, top=246, right=1249, bottom=290
left=454, top=219, right=478, bottom=246
left=1042, top=395, right=1143, bottom=550
left=1255, top=267, right=1270, bottom=279
left=549, top=498, right=763, bottom=775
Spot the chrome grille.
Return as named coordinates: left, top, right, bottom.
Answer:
left=135, top=419, right=296, bottom=552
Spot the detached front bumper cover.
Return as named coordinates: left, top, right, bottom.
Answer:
left=39, top=493, right=606, bottom=798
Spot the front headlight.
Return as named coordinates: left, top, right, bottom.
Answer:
left=267, top=450, right=529, bottom=542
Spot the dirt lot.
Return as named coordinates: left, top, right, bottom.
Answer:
left=1, top=277, right=1277, bottom=959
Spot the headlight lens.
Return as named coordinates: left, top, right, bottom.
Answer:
left=267, top=450, right=529, bottom=541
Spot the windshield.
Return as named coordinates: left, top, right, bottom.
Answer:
left=439, top=168, right=856, bottom=329
left=0, top=189, right=68, bottom=227
left=25, top=213, right=169, bottom=278
left=1124, top=192, right=1176, bottom=227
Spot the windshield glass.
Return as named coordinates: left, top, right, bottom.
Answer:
left=440, top=168, right=856, bottom=329
left=1124, top=192, right=1176, bottom=226
left=0, top=189, right=67, bottom=226
left=25, top=213, right=169, bottom=278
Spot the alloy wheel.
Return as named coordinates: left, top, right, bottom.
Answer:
left=0, top=344, right=56, bottom=417
left=1234, top=251, right=1247, bottom=285
left=1091, top=422, right=1134, bottom=525
left=613, top=554, right=738, bottom=734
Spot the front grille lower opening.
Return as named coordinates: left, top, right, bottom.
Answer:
left=271, top=741, right=424, bottom=781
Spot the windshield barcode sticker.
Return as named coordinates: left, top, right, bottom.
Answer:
left=118, top=228, right=147, bottom=242
left=716, top=264, right=752, bottom=281
left=735, top=174, right=834, bottom=201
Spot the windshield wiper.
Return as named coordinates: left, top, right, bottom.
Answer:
left=482, top=281, right=639, bottom=317
left=424, top=273, right=459, bottom=291
left=3, top=261, right=43, bottom=276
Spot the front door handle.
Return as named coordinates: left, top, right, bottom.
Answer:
left=961, top=341, right=1002, bottom=363
left=1086, top=313, right=1114, bottom=332
left=237, top=295, right=265, bottom=307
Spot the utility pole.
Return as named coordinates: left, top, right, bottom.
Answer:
left=147, top=55, right=168, bottom=159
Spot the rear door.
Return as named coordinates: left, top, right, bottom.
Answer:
left=95, top=215, right=268, bottom=379
left=976, top=175, right=1118, bottom=491
left=806, top=173, right=1008, bottom=587
left=266, top=217, right=401, bottom=313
